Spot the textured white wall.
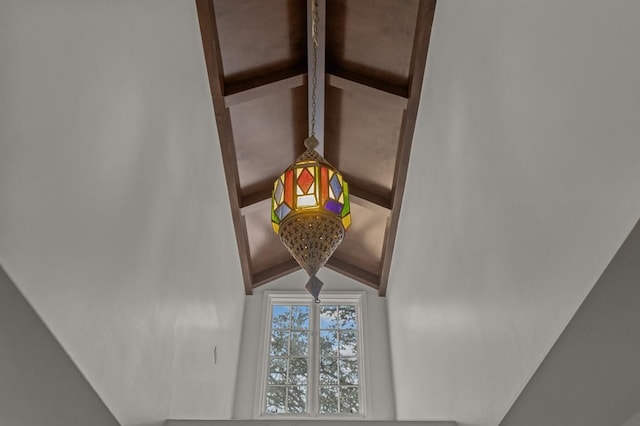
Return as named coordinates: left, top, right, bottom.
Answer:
left=0, top=264, right=120, bottom=426
left=232, top=269, right=396, bottom=420
left=0, top=1, right=245, bottom=425
left=388, top=0, right=640, bottom=425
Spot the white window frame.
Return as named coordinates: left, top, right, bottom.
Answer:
left=255, top=291, right=367, bottom=419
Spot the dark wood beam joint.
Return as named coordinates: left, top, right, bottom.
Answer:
left=224, top=68, right=307, bottom=107
left=327, top=72, right=408, bottom=110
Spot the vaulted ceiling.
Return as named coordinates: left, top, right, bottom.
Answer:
left=1, top=1, right=640, bottom=426
left=195, top=0, right=435, bottom=295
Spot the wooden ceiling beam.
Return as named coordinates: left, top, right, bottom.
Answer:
left=252, top=258, right=301, bottom=288
left=327, top=72, right=408, bottom=110
left=378, top=0, right=437, bottom=296
left=239, top=188, right=272, bottom=213
left=196, top=0, right=254, bottom=295
left=223, top=68, right=307, bottom=107
left=348, top=183, right=392, bottom=212
left=325, top=256, right=380, bottom=290
left=198, top=0, right=436, bottom=295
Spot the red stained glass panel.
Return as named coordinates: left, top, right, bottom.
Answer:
left=320, top=167, right=328, bottom=205
left=297, top=167, right=314, bottom=194
left=284, top=169, right=294, bottom=207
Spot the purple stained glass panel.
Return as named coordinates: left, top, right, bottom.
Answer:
left=324, top=199, right=343, bottom=215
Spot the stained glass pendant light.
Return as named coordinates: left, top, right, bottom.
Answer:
left=271, top=1, right=351, bottom=302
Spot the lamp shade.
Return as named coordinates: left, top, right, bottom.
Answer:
left=271, top=137, right=351, bottom=294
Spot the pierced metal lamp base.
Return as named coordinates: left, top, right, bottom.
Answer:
left=278, top=212, right=345, bottom=277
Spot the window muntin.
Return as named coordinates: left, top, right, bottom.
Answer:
left=261, top=294, right=364, bottom=418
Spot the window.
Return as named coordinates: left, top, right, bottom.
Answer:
left=260, top=293, right=365, bottom=417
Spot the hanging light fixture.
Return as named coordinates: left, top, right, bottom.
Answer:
left=271, top=0, right=351, bottom=303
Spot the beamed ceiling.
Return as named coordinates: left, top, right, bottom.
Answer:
left=196, top=0, right=436, bottom=295
left=3, top=1, right=640, bottom=425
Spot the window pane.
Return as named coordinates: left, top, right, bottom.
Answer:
left=270, top=330, right=289, bottom=356
left=340, top=386, right=359, bottom=414
left=289, top=331, right=309, bottom=356
left=291, top=305, right=309, bottom=329
left=287, top=386, right=307, bottom=413
left=288, top=358, right=307, bottom=384
left=339, top=305, right=357, bottom=329
left=319, top=357, right=338, bottom=385
left=265, top=386, right=286, bottom=414
left=272, top=305, right=290, bottom=329
left=268, top=357, right=287, bottom=384
left=265, top=299, right=361, bottom=416
left=319, top=386, right=339, bottom=414
left=339, top=330, right=358, bottom=357
left=320, top=305, right=339, bottom=329
left=320, top=331, right=338, bottom=357
left=339, top=358, right=358, bottom=385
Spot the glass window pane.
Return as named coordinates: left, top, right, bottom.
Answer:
left=319, top=357, right=338, bottom=385
left=339, top=358, right=358, bottom=385
left=289, top=331, right=309, bottom=356
left=339, top=330, right=358, bottom=357
left=265, top=386, right=286, bottom=414
left=291, top=305, right=309, bottom=329
left=319, top=386, right=339, bottom=414
left=265, top=300, right=361, bottom=416
left=339, top=305, right=357, bottom=329
left=340, top=386, right=359, bottom=414
left=320, top=305, right=339, bottom=329
left=287, top=386, right=307, bottom=413
left=320, top=331, right=338, bottom=357
left=288, top=358, right=307, bottom=384
left=272, top=305, right=290, bottom=329
left=268, top=357, right=287, bottom=384
left=270, top=330, right=289, bottom=356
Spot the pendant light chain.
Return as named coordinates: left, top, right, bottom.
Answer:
left=310, top=0, right=319, bottom=138
left=272, top=0, right=351, bottom=303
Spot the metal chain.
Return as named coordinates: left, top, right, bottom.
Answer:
left=310, top=0, right=318, bottom=137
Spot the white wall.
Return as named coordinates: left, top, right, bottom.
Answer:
left=0, top=1, right=246, bottom=425
left=0, top=264, right=120, bottom=426
left=387, top=0, right=640, bottom=425
left=500, top=219, right=640, bottom=426
left=232, top=268, right=396, bottom=420
left=622, top=410, right=640, bottom=426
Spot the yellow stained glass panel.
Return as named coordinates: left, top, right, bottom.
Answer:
left=342, top=214, right=351, bottom=229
